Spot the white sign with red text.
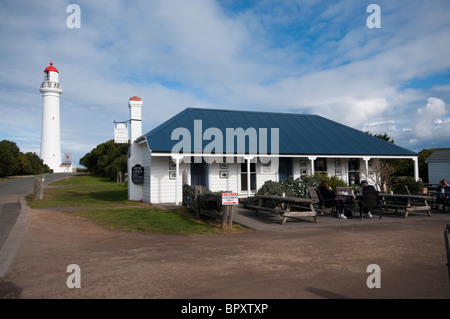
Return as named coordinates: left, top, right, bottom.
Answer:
left=222, top=193, right=239, bottom=206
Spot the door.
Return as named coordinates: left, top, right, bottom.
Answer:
left=348, top=158, right=360, bottom=185
left=278, top=158, right=293, bottom=181
left=191, top=158, right=209, bottom=187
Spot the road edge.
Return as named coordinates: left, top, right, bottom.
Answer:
left=0, top=195, right=30, bottom=278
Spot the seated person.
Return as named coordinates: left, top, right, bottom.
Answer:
left=436, top=179, right=450, bottom=207
left=318, top=180, right=347, bottom=219
left=358, top=180, right=376, bottom=218
left=436, top=179, right=450, bottom=193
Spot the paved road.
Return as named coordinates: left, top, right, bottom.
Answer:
left=0, top=173, right=74, bottom=277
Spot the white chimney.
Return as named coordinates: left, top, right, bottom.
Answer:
left=128, top=96, right=142, bottom=142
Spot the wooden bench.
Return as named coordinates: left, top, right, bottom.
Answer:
left=244, top=205, right=286, bottom=216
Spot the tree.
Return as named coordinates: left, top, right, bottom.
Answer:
left=417, top=148, right=435, bottom=183
left=25, top=152, right=48, bottom=174
left=367, top=159, right=396, bottom=192
left=365, top=132, right=394, bottom=144
left=0, top=140, right=48, bottom=177
left=80, top=140, right=128, bottom=180
left=104, top=154, right=128, bottom=180
left=0, top=143, right=18, bottom=177
left=0, top=140, right=20, bottom=158
left=365, top=132, right=408, bottom=177
left=17, top=153, right=33, bottom=175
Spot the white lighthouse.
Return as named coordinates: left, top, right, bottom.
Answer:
left=39, top=62, right=65, bottom=173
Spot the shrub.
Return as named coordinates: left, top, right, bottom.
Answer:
left=392, top=176, right=422, bottom=194
left=257, top=180, right=285, bottom=196
left=256, top=174, right=349, bottom=198
left=301, top=174, right=326, bottom=188
left=327, top=175, right=349, bottom=193
left=245, top=174, right=349, bottom=208
left=281, top=176, right=309, bottom=198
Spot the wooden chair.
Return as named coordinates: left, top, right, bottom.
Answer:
left=360, top=189, right=382, bottom=220
left=308, top=186, right=320, bottom=205
left=308, top=187, right=336, bottom=215
left=405, top=185, right=411, bottom=195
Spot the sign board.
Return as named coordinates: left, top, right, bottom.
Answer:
left=222, top=192, right=239, bottom=205
left=114, top=123, right=128, bottom=144
left=132, top=164, right=144, bottom=184
left=64, top=153, right=72, bottom=163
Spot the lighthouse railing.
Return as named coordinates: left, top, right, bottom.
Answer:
left=40, top=81, right=61, bottom=89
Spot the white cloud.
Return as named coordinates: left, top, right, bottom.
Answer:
left=1, top=0, right=450, bottom=166
left=411, top=97, right=449, bottom=139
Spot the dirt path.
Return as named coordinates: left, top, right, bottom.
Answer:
left=1, top=207, right=450, bottom=299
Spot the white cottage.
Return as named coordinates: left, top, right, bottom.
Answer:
left=127, top=97, right=419, bottom=204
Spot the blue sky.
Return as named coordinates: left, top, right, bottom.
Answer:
left=0, top=0, right=449, bottom=167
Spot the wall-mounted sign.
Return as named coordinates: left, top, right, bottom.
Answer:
left=132, top=164, right=144, bottom=184
left=114, top=123, right=128, bottom=144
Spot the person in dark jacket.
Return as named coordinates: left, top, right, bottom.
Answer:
left=359, top=180, right=376, bottom=218
left=436, top=179, right=450, bottom=208
left=436, top=179, right=450, bottom=192
left=318, top=180, right=347, bottom=219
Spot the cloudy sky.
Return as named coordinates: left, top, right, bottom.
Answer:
left=0, top=0, right=449, bottom=167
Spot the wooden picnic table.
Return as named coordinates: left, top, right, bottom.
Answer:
left=245, top=195, right=320, bottom=224
left=337, top=192, right=434, bottom=218
left=336, top=192, right=360, bottom=215
left=417, top=190, right=449, bottom=212
left=378, top=193, right=432, bottom=218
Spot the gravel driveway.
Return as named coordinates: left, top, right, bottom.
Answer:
left=1, top=206, right=450, bottom=300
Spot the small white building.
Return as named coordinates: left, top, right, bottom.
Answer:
left=426, top=148, right=450, bottom=184
left=127, top=98, right=419, bottom=204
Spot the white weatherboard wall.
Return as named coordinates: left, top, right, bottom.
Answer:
left=128, top=142, right=146, bottom=201
left=209, top=158, right=277, bottom=195
left=209, top=162, right=239, bottom=193
left=141, top=149, right=152, bottom=203
left=138, top=153, right=419, bottom=204
left=428, top=161, right=450, bottom=185
left=150, top=156, right=190, bottom=204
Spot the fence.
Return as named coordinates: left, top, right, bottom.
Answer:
left=182, top=184, right=234, bottom=231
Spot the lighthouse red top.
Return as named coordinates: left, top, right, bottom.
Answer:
left=44, top=62, right=59, bottom=73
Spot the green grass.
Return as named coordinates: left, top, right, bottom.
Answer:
left=26, top=175, right=139, bottom=208
left=70, top=207, right=219, bottom=234
left=50, top=174, right=115, bottom=186
left=26, top=174, right=249, bottom=235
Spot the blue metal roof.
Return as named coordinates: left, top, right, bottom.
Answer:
left=144, top=108, right=417, bottom=156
